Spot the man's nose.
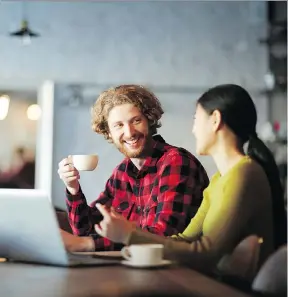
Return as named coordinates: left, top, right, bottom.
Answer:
left=123, top=124, right=136, bottom=138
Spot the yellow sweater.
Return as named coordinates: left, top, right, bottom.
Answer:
left=128, top=156, right=274, bottom=269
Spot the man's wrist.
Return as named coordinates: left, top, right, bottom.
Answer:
left=66, top=185, right=80, bottom=196
left=122, top=225, right=135, bottom=245
left=80, top=237, right=95, bottom=252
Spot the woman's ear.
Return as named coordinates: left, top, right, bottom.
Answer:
left=211, top=109, right=222, bottom=132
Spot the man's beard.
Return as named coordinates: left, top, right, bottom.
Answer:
left=114, top=133, right=152, bottom=158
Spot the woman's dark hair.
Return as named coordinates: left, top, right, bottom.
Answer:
left=197, top=84, right=287, bottom=249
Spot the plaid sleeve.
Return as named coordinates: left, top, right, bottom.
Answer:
left=144, top=151, right=208, bottom=236
left=89, top=234, right=124, bottom=251
left=65, top=177, right=115, bottom=246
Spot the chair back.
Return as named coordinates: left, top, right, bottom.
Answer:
left=217, top=235, right=263, bottom=282
left=252, top=245, right=287, bottom=296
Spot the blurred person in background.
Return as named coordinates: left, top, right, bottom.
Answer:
left=0, top=146, right=35, bottom=189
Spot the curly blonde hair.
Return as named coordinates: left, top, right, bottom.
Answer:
left=91, top=84, right=164, bottom=141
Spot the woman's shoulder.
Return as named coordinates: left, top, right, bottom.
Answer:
left=224, top=157, right=270, bottom=194
left=236, top=157, right=267, bottom=181
left=209, top=157, right=270, bottom=193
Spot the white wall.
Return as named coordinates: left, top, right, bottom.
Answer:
left=0, top=2, right=267, bottom=90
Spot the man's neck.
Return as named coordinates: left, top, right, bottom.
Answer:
left=129, top=135, right=156, bottom=170
left=130, top=158, right=146, bottom=170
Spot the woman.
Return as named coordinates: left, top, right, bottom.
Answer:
left=94, top=84, right=287, bottom=270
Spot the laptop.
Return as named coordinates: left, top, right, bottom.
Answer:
left=0, top=189, right=120, bottom=267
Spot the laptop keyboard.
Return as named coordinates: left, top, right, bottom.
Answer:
left=68, top=253, right=121, bottom=266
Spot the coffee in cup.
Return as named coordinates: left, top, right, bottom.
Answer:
left=121, top=244, right=164, bottom=266
left=72, top=154, right=98, bottom=171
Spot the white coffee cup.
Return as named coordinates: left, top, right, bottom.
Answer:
left=72, top=154, right=98, bottom=171
left=121, top=244, right=164, bottom=266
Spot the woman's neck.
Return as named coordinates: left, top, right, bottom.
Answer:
left=211, top=144, right=245, bottom=176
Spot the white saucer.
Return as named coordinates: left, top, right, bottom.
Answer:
left=121, top=260, right=172, bottom=268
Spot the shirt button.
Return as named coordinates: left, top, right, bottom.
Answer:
left=136, top=206, right=142, bottom=214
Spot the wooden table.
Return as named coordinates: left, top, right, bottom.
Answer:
left=0, top=261, right=252, bottom=297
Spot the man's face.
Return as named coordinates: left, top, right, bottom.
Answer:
left=107, top=103, right=151, bottom=158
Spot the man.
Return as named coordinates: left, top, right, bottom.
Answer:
left=58, top=85, right=209, bottom=251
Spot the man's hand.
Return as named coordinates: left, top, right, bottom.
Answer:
left=58, top=156, right=80, bottom=195
left=94, top=204, right=135, bottom=245
left=60, top=229, right=95, bottom=252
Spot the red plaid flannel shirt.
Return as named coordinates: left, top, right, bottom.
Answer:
left=66, top=135, right=209, bottom=251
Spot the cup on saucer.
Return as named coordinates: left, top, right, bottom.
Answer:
left=121, top=244, right=171, bottom=268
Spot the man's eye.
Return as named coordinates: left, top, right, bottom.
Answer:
left=134, top=119, right=141, bottom=124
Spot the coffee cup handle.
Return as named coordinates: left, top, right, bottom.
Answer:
left=121, top=246, right=131, bottom=261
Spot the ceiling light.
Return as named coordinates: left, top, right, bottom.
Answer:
left=10, top=20, right=40, bottom=45
left=27, top=104, right=41, bottom=121
left=0, top=95, right=10, bottom=120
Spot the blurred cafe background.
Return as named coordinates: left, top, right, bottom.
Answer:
left=0, top=1, right=286, bottom=210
